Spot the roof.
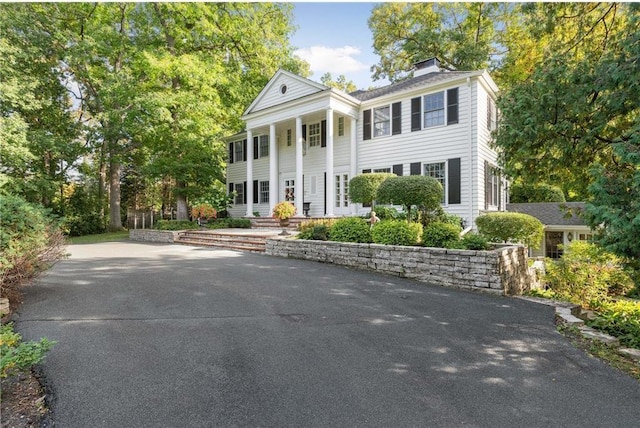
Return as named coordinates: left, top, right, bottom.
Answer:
left=506, top=202, right=587, bottom=226
left=349, top=71, right=477, bottom=102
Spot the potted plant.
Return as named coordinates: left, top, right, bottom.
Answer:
left=191, top=203, right=217, bottom=227
left=272, top=201, right=297, bottom=234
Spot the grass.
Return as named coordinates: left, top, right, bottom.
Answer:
left=67, top=230, right=130, bottom=244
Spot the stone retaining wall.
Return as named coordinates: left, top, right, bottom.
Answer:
left=265, top=238, right=536, bottom=295
left=129, top=229, right=179, bottom=243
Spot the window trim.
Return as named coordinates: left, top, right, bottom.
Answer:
left=423, top=161, right=447, bottom=205
left=308, top=122, right=321, bottom=147
left=423, top=91, right=445, bottom=128
left=233, top=140, right=244, bottom=163
left=259, top=180, right=269, bottom=204
left=259, top=135, right=269, bottom=158
left=234, top=183, right=245, bottom=205
left=373, top=105, right=391, bottom=137
left=338, top=117, right=345, bottom=137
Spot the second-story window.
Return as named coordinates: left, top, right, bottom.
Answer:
left=308, top=122, right=321, bottom=147
left=259, top=135, right=269, bottom=157
left=424, top=92, right=445, bottom=127
left=373, top=106, right=390, bottom=137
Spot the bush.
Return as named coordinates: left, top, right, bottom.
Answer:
left=297, top=219, right=336, bottom=240
left=376, top=175, right=443, bottom=222
left=329, top=217, right=372, bottom=243
left=544, top=241, right=635, bottom=307
left=64, top=212, right=106, bottom=237
left=475, top=212, right=543, bottom=249
left=422, top=221, right=461, bottom=248
left=0, top=195, right=66, bottom=292
left=588, top=299, right=640, bottom=349
left=510, top=182, right=566, bottom=203
left=371, top=220, right=422, bottom=246
left=1, top=323, right=55, bottom=378
left=348, top=173, right=396, bottom=206
left=155, top=220, right=198, bottom=230
left=371, top=206, right=399, bottom=220
left=461, top=232, right=490, bottom=250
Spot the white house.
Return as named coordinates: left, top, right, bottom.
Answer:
left=225, top=58, right=506, bottom=227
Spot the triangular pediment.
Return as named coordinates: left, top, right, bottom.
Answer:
left=243, top=69, right=327, bottom=117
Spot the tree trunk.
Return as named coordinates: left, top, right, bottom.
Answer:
left=98, top=140, right=107, bottom=226
left=108, top=157, right=124, bottom=231
left=175, top=181, right=189, bottom=220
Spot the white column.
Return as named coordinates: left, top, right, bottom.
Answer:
left=269, top=123, right=278, bottom=211
left=325, top=108, right=335, bottom=217
left=245, top=129, right=254, bottom=217
left=350, top=117, right=358, bottom=215
left=295, top=116, right=304, bottom=216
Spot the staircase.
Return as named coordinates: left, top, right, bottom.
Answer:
left=249, top=217, right=308, bottom=230
left=175, top=230, right=281, bottom=253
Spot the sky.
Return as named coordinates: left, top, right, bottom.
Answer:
left=290, top=2, right=389, bottom=90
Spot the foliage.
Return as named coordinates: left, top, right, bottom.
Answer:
left=272, top=201, right=296, bottom=220
left=371, top=220, right=422, bottom=246
left=297, top=219, right=336, bottom=240
left=509, top=183, right=566, bottom=203
left=422, top=221, right=461, bottom=248
left=461, top=233, right=490, bottom=251
left=205, top=218, right=252, bottom=229
left=155, top=220, right=198, bottom=231
left=64, top=212, right=107, bottom=237
left=191, top=203, right=217, bottom=220
left=376, top=175, right=443, bottom=222
left=328, top=217, right=372, bottom=243
left=370, top=206, right=399, bottom=220
left=544, top=241, right=635, bottom=308
left=475, top=212, right=543, bottom=249
left=348, top=173, right=395, bottom=207
left=419, top=205, right=462, bottom=229
left=320, top=72, right=357, bottom=92
left=0, top=323, right=55, bottom=378
left=0, top=195, right=67, bottom=291
left=588, top=299, right=640, bottom=349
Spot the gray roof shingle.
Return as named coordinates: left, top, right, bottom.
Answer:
left=349, top=71, right=476, bottom=102
left=506, top=202, right=587, bottom=226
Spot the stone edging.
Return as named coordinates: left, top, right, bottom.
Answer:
left=129, top=229, right=180, bottom=243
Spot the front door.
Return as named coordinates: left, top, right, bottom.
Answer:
left=334, top=173, right=350, bottom=215
left=283, top=178, right=296, bottom=203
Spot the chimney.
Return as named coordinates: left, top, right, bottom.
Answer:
left=413, top=57, right=441, bottom=77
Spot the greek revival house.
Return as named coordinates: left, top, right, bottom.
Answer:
left=226, top=58, right=505, bottom=228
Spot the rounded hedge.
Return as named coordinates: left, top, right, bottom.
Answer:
left=422, top=221, right=461, bottom=248
left=475, top=212, right=543, bottom=248
left=348, top=173, right=395, bottom=206
left=371, top=220, right=422, bottom=246
left=328, top=217, right=372, bottom=243
left=376, top=175, right=443, bottom=217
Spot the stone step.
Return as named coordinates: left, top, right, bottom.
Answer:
left=176, top=230, right=274, bottom=252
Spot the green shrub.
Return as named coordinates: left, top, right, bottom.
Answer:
left=226, top=218, right=252, bottom=228
left=461, top=232, right=490, bottom=250
left=297, top=219, right=336, bottom=240
left=1, top=323, right=55, bottom=378
left=588, top=299, right=640, bottom=349
left=510, top=182, right=566, bottom=203
left=64, top=212, right=106, bottom=237
left=372, top=206, right=400, bottom=220
left=376, top=175, right=443, bottom=222
left=329, top=217, right=372, bottom=243
left=348, top=173, right=396, bottom=207
left=155, top=220, right=198, bottom=230
left=475, top=212, right=543, bottom=249
left=422, top=221, right=461, bottom=248
left=544, top=241, right=635, bottom=307
left=419, top=205, right=462, bottom=229
left=371, top=220, right=422, bottom=246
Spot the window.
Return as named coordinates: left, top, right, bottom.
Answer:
left=373, top=167, right=391, bottom=173
left=308, top=122, right=321, bottom=147
left=338, top=117, right=345, bottom=136
left=486, top=165, right=500, bottom=207
left=287, top=129, right=292, bottom=146
left=578, top=233, right=593, bottom=242
left=284, top=179, right=295, bottom=202
left=487, top=95, right=496, bottom=131
left=424, top=92, right=445, bottom=127
left=424, top=162, right=446, bottom=203
left=234, top=183, right=244, bottom=205
left=234, top=141, right=243, bottom=163
left=259, top=181, right=269, bottom=204
left=373, top=106, right=390, bottom=137
left=259, top=135, right=269, bottom=157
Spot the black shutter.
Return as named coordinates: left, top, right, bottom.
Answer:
left=243, top=181, right=247, bottom=205
left=253, top=137, right=259, bottom=159
left=302, top=124, right=307, bottom=140
left=363, top=109, right=372, bottom=140
left=392, top=164, right=403, bottom=176
left=411, top=97, right=421, bottom=131
left=392, top=102, right=402, bottom=135
left=321, top=120, right=327, bottom=147
left=448, top=158, right=461, bottom=204
left=229, top=143, right=234, bottom=164
left=324, top=173, right=327, bottom=215
left=362, top=169, right=372, bottom=174
left=228, top=182, right=234, bottom=196
left=253, top=180, right=259, bottom=204
left=242, top=139, right=247, bottom=162
left=410, top=162, right=421, bottom=176
left=447, top=88, right=459, bottom=125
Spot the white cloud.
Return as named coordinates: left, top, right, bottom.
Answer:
left=294, top=45, right=369, bottom=76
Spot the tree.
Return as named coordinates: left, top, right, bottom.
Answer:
left=376, top=175, right=443, bottom=222
left=320, top=73, right=357, bottom=93
left=509, top=183, right=565, bottom=203
left=348, top=173, right=395, bottom=208
left=475, top=212, right=544, bottom=249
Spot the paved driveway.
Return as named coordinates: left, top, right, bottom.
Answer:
left=15, top=242, right=640, bottom=427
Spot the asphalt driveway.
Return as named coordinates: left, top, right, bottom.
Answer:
left=14, top=241, right=640, bottom=427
